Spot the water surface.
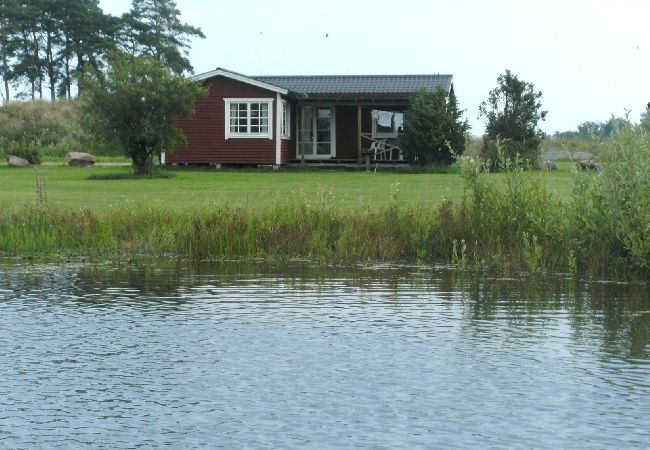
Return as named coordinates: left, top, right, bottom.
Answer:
left=1, top=260, right=649, bottom=448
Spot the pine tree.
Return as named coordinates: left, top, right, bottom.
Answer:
left=0, top=0, right=20, bottom=102
left=124, top=0, right=204, bottom=74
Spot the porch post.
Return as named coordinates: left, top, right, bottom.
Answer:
left=357, top=104, right=362, bottom=164
left=299, top=104, right=305, bottom=165
left=275, top=93, right=282, bottom=166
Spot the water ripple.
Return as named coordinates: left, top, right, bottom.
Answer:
left=0, top=261, right=649, bottom=448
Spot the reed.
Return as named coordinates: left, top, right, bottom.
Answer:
left=1, top=127, right=647, bottom=280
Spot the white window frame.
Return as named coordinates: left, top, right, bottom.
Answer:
left=281, top=100, right=291, bottom=139
left=224, top=98, right=274, bottom=140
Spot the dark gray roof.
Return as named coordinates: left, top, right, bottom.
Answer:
left=252, top=74, right=453, bottom=96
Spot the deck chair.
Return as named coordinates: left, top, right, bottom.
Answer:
left=369, top=139, right=387, bottom=160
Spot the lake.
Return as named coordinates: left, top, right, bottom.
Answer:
left=1, top=259, right=648, bottom=449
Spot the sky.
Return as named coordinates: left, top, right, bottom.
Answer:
left=99, top=0, right=650, bottom=135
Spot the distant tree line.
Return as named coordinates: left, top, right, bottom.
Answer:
left=0, top=0, right=203, bottom=103
left=554, top=116, right=631, bottom=139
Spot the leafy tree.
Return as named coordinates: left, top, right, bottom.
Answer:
left=80, top=53, right=205, bottom=175
left=400, top=88, right=469, bottom=165
left=479, top=70, right=546, bottom=167
left=121, top=0, right=204, bottom=74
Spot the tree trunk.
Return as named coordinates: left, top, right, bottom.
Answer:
left=132, top=146, right=154, bottom=176
left=46, top=33, right=55, bottom=101
left=65, top=57, right=71, bottom=98
left=76, top=52, right=84, bottom=95
left=2, top=52, right=9, bottom=103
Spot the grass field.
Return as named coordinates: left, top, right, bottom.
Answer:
left=0, top=163, right=576, bottom=212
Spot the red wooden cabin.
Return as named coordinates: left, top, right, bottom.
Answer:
left=167, top=68, right=454, bottom=167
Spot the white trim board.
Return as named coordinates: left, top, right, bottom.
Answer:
left=192, top=68, right=288, bottom=95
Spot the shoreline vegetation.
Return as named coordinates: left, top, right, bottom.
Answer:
left=1, top=125, right=648, bottom=280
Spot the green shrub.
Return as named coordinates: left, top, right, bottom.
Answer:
left=6, top=141, right=42, bottom=165
left=572, top=123, right=650, bottom=274
left=0, top=100, right=117, bottom=160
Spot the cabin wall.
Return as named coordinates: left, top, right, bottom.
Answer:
left=169, top=77, right=282, bottom=165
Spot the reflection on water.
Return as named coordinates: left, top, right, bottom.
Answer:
left=1, top=258, right=649, bottom=449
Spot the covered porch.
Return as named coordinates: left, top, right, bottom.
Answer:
left=291, top=101, right=409, bottom=166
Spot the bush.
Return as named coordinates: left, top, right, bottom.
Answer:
left=400, top=88, right=468, bottom=165
left=6, top=141, right=43, bottom=165
left=572, top=123, right=650, bottom=274
left=0, top=100, right=117, bottom=160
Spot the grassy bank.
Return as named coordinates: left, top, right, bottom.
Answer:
left=1, top=127, right=647, bottom=279
left=0, top=164, right=574, bottom=212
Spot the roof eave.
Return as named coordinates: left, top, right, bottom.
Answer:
left=190, top=69, right=289, bottom=95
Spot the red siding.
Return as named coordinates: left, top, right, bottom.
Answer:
left=169, top=77, right=283, bottom=165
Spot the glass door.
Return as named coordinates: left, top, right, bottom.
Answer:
left=298, top=106, right=335, bottom=159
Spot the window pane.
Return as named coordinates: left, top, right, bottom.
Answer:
left=228, top=101, right=272, bottom=135
left=316, top=143, right=331, bottom=155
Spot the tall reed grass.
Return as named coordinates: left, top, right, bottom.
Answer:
left=1, top=125, right=648, bottom=279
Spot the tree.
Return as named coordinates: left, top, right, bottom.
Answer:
left=642, top=106, right=650, bottom=132
left=56, top=0, right=115, bottom=97
left=80, top=53, right=205, bottom=175
left=479, top=70, right=546, bottom=167
left=400, top=88, right=469, bottom=165
left=121, top=0, right=204, bottom=74
left=0, top=0, right=20, bottom=103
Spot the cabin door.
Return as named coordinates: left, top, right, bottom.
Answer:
left=298, top=106, right=336, bottom=159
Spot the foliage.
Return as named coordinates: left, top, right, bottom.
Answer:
left=0, top=0, right=202, bottom=102
left=1, top=132, right=648, bottom=279
left=641, top=109, right=650, bottom=132
left=479, top=70, right=546, bottom=168
left=572, top=123, right=650, bottom=273
left=80, top=53, right=205, bottom=175
left=0, top=0, right=114, bottom=102
left=120, top=0, right=204, bottom=74
left=400, top=88, right=469, bottom=165
left=0, top=99, right=116, bottom=158
left=5, top=140, right=42, bottom=164
left=554, top=116, right=631, bottom=139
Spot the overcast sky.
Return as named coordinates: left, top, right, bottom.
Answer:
left=99, top=0, right=650, bottom=135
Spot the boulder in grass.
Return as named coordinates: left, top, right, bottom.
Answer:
left=578, top=159, right=601, bottom=172
left=543, top=160, right=558, bottom=170
left=67, top=152, right=96, bottom=167
left=7, top=155, right=30, bottom=167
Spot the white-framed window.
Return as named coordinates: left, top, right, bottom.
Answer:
left=281, top=100, right=290, bottom=139
left=224, top=98, right=274, bottom=139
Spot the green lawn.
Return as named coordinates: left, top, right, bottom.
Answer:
left=0, top=164, right=575, bottom=212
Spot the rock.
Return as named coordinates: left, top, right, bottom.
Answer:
left=543, top=160, right=558, bottom=170
left=67, top=152, right=96, bottom=167
left=578, top=160, right=601, bottom=172
left=7, top=155, right=30, bottom=167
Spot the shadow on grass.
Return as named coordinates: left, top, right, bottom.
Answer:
left=87, top=171, right=176, bottom=180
